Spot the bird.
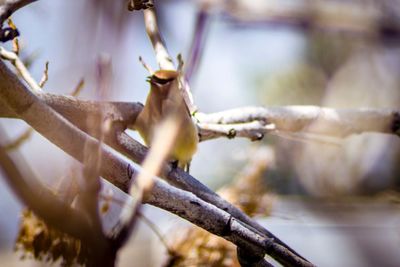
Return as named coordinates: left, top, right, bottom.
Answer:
left=134, top=70, right=198, bottom=171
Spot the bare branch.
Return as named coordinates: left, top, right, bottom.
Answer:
left=0, top=0, right=37, bottom=24
left=0, top=0, right=36, bottom=42
left=197, top=106, right=400, bottom=139
left=3, top=127, right=33, bottom=150
left=0, top=60, right=131, bottom=190
left=38, top=61, right=49, bottom=88
left=185, top=6, right=210, bottom=82
left=0, top=46, right=42, bottom=92
left=145, top=179, right=312, bottom=267
left=0, top=59, right=312, bottom=266
left=7, top=18, right=19, bottom=53
left=0, top=128, right=94, bottom=244
left=0, top=93, right=143, bottom=133
left=198, top=121, right=275, bottom=141
left=71, top=78, right=84, bottom=96
left=138, top=56, right=154, bottom=75
left=77, top=57, right=112, bottom=253
left=143, top=1, right=174, bottom=70
left=107, top=130, right=310, bottom=265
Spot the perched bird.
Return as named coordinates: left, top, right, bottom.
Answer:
left=134, top=70, right=198, bottom=171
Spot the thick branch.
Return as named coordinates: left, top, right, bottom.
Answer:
left=0, top=132, right=94, bottom=244
left=0, top=0, right=37, bottom=23
left=197, top=106, right=400, bottom=139
left=0, top=59, right=311, bottom=266
left=146, top=179, right=310, bottom=267
left=0, top=92, right=143, bottom=132
left=0, top=60, right=132, bottom=191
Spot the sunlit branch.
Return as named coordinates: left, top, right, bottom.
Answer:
left=198, top=121, right=275, bottom=141
left=196, top=106, right=400, bottom=139
left=0, top=59, right=311, bottom=267
left=0, top=46, right=42, bottom=93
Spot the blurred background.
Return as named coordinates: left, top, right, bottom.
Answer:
left=1, top=0, right=400, bottom=266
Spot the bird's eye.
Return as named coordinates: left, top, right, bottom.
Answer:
left=149, top=75, right=175, bottom=85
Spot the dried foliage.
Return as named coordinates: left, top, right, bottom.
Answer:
left=15, top=209, right=89, bottom=267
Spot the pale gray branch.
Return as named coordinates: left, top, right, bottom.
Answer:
left=0, top=59, right=311, bottom=266
left=143, top=1, right=174, bottom=70
left=198, top=121, right=275, bottom=141
left=0, top=46, right=42, bottom=92
left=196, top=106, right=400, bottom=139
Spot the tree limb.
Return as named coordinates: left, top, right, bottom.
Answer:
left=196, top=106, right=400, bottom=139
left=0, top=0, right=37, bottom=23
left=0, top=129, right=95, bottom=246
left=0, top=58, right=312, bottom=267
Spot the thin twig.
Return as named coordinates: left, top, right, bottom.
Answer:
left=0, top=46, right=41, bottom=93
left=38, top=61, right=49, bottom=88
left=185, top=6, right=210, bottom=82
left=77, top=56, right=112, bottom=253
left=7, top=18, right=19, bottom=54
left=4, top=127, right=34, bottom=151
left=71, top=78, right=85, bottom=96
left=139, top=56, right=154, bottom=75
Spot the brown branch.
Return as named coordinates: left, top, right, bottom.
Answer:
left=0, top=59, right=312, bottom=266
left=38, top=61, right=49, bottom=88
left=0, top=58, right=311, bottom=266
left=0, top=0, right=37, bottom=23
left=185, top=6, right=210, bottom=82
left=0, top=129, right=94, bottom=245
left=0, top=93, right=143, bottom=133
left=3, top=127, right=33, bottom=150
left=0, top=60, right=132, bottom=191
left=3, top=88, right=397, bottom=264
